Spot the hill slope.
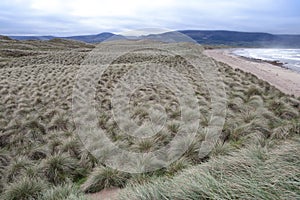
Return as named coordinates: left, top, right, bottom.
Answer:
left=179, top=30, right=300, bottom=47
left=5, top=30, right=300, bottom=47
left=0, top=39, right=299, bottom=200
left=9, top=32, right=115, bottom=43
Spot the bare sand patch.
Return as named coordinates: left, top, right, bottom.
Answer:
left=88, top=187, right=120, bottom=200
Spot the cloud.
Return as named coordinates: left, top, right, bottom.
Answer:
left=0, top=0, right=299, bottom=35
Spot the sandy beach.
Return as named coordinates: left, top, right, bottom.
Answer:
left=204, top=49, right=300, bottom=97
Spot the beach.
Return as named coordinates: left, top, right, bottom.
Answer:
left=204, top=49, right=300, bottom=97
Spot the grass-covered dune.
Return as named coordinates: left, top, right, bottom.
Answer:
left=119, top=137, right=300, bottom=200
left=0, top=37, right=299, bottom=199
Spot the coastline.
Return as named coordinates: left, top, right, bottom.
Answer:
left=203, top=49, right=300, bottom=97
left=235, top=55, right=286, bottom=68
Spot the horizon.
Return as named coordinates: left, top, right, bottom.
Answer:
left=1, top=0, right=300, bottom=36
left=4, top=29, right=300, bottom=37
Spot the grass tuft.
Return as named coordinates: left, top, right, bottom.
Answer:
left=41, top=153, right=81, bottom=185
left=39, top=183, right=87, bottom=200
left=81, top=166, right=129, bottom=193
left=1, top=177, right=47, bottom=200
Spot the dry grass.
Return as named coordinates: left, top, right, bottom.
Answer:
left=118, top=137, right=300, bottom=200
left=0, top=38, right=299, bottom=199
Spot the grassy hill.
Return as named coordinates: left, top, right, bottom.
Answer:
left=9, top=32, right=115, bottom=43
left=180, top=30, right=300, bottom=47
left=6, top=30, right=300, bottom=47
left=0, top=38, right=299, bottom=199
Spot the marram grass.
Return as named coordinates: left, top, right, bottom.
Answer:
left=118, top=138, right=300, bottom=200
left=0, top=38, right=299, bottom=199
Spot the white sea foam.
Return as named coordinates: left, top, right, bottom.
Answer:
left=232, top=48, right=300, bottom=73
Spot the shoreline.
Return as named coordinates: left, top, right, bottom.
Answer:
left=233, top=54, right=286, bottom=68
left=203, top=49, right=300, bottom=97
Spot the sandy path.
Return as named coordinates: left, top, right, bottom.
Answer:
left=203, top=49, right=300, bottom=97
left=88, top=188, right=120, bottom=200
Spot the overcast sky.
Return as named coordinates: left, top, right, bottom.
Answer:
left=1, top=0, right=300, bottom=36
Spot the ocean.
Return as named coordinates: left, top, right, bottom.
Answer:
left=232, top=48, right=300, bottom=73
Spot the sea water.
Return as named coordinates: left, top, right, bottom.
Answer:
left=232, top=48, right=300, bottom=73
